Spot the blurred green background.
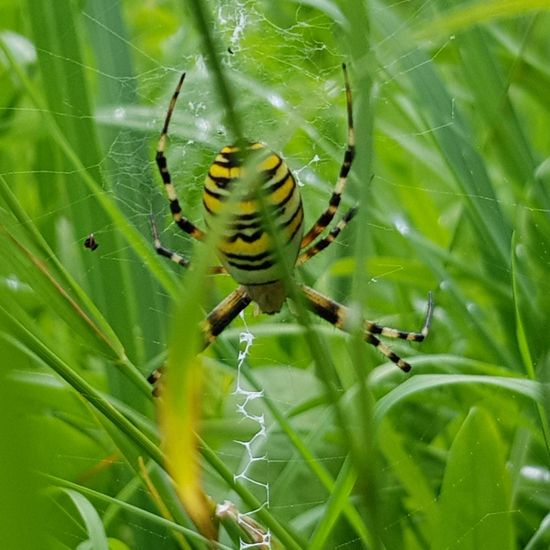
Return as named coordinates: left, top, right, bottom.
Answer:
left=0, top=0, right=549, bottom=548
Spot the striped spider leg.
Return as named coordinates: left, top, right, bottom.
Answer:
left=155, top=73, right=205, bottom=244
left=300, top=285, right=433, bottom=372
left=300, top=63, right=356, bottom=249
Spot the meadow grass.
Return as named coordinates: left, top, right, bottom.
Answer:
left=0, top=0, right=549, bottom=548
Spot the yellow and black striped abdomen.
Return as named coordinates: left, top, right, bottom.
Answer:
left=203, top=142, right=303, bottom=313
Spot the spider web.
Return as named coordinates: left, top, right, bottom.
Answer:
left=2, top=0, right=549, bottom=548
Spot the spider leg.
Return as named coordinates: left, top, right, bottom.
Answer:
left=148, top=286, right=252, bottom=394
left=366, top=291, right=433, bottom=342
left=301, top=63, right=355, bottom=249
left=151, top=214, right=226, bottom=274
left=202, top=286, right=252, bottom=346
left=299, top=285, right=433, bottom=372
left=151, top=213, right=191, bottom=268
left=297, top=206, right=357, bottom=265
left=156, top=72, right=205, bottom=242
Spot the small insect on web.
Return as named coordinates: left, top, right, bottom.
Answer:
left=83, top=233, right=98, bottom=251
left=148, top=64, right=434, bottom=391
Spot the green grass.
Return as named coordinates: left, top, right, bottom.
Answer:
left=1, top=0, right=549, bottom=548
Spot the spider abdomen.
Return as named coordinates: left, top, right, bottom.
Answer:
left=203, top=142, right=304, bottom=313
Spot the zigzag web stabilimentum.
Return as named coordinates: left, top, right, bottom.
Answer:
left=231, top=312, right=271, bottom=549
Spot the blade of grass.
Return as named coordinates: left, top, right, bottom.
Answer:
left=415, top=0, right=550, bottom=40
left=61, top=489, right=110, bottom=550
left=84, top=0, right=169, bottom=368
left=374, top=374, right=543, bottom=428
left=0, top=175, right=125, bottom=360
left=525, top=512, right=550, bottom=550
left=25, top=0, right=148, bottom=377
left=337, top=3, right=388, bottom=547
left=0, top=215, right=151, bottom=396
left=308, top=457, right=368, bottom=549
left=456, top=23, right=535, bottom=186
left=0, top=36, right=178, bottom=300
left=183, top=0, right=244, bottom=142
left=0, top=302, right=165, bottom=467
left=511, top=232, right=535, bottom=378
left=378, top=419, right=438, bottom=536
left=374, top=0, right=512, bottom=274
left=48, top=475, right=232, bottom=549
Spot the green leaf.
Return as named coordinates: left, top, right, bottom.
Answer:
left=432, top=407, right=515, bottom=550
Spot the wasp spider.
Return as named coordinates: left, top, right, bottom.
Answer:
left=149, top=65, right=432, bottom=388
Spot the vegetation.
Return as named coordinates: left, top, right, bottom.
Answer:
left=0, top=0, right=549, bottom=548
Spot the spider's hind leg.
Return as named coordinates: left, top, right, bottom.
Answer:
left=202, top=286, right=252, bottom=346
left=366, top=291, right=433, bottom=342
left=147, top=286, right=252, bottom=395
left=299, top=285, right=433, bottom=372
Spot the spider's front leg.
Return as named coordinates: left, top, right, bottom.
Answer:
left=155, top=72, right=205, bottom=243
left=297, top=206, right=358, bottom=265
left=300, top=63, right=355, bottom=248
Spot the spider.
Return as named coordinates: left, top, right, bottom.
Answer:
left=148, top=64, right=433, bottom=388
